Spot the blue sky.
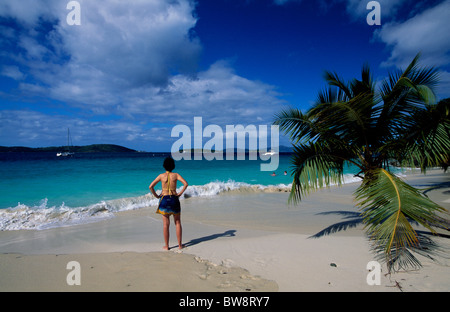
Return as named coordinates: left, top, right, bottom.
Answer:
left=1, top=0, right=449, bottom=151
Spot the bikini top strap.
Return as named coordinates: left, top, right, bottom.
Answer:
left=166, top=171, right=173, bottom=195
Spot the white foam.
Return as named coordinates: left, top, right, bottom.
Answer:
left=0, top=175, right=361, bottom=231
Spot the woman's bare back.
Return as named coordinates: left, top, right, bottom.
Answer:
left=160, top=172, right=179, bottom=196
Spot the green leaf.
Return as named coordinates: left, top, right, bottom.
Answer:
left=355, top=168, right=448, bottom=272
left=274, top=53, right=450, bottom=272
left=288, top=143, right=346, bottom=204
left=273, top=108, right=314, bottom=144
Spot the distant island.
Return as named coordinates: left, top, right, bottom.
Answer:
left=0, top=144, right=295, bottom=154
left=0, top=144, right=137, bottom=153
left=178, top=145, right=294, bottom=154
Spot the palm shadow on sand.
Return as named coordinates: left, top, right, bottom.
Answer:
left=310, top=211, right=450, bottom=239
left=309, top=211, right=363, bottom=238
left=420, top=181, right=450, bottom=196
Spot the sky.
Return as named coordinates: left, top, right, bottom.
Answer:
left=0, top=0, right=449, bottom=152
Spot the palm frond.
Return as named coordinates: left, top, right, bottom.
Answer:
left=323, top=70, right=352, bottom=100
left=405, top=122, right=450, bottom=170
left=273, top=107, right=316, bottom=144
left=316, top=86, right=348, bottom=105
left=377, top=54, right=438, bottom=133
left=350, top=62, right=376, bottom=96
left=274, top=53, right=449, bottom=272
left=289, top=142, right=347, bottom=204
left=398, top=100, right=450, bottom=171
left=309, top=92, right=378, bottom=152
left=355, top=168, right=448, bottom=272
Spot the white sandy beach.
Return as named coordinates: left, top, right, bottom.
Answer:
left=0, top=169, right=449, bottom=292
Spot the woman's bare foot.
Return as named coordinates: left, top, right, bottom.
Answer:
left=163, top=245, right=169, bottom=251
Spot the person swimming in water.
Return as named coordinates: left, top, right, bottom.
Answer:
left=149, top=157, right=188, bottom=250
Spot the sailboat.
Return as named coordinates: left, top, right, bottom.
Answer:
left=262, top=149, right=277, bottom=156
left=56, top=128, right=75, bottom=157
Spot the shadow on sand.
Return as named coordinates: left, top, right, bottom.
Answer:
left=309, top=211, right=363, bottom=238
left=182, top=230, right=237, bottom=248
left=420, top=181, right=450, bottom=196
left=310, top=211, right=450, bottom=239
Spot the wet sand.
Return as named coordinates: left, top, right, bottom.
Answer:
left=1, top=169, right=449, bottom=292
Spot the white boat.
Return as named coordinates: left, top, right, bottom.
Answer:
left=57, top=128, right=75, bottom=157
left=262, top=150, right=277, bottom=156
left=56, top=151, right=74, bottom=157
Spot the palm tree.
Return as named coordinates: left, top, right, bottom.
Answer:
left=274, top=54, right=450, bottom=272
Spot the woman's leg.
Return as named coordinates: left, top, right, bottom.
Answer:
left=173, top=214, right=183, bottom=249
left=162, top=215, right=170, bottom=250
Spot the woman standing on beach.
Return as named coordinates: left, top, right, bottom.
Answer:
left=149, top=157, right=188, bottom=250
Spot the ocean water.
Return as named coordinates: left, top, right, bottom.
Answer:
left=0, top=152, right=361, bottom=231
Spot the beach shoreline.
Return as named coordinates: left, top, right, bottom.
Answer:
left=0, top=169, right=449, bottom=292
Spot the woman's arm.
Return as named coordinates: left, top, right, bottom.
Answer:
left=149, top=174, right=162, bottom=198
left=176, top=174, right=188, bottom=197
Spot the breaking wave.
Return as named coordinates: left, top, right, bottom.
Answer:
left=0, top=175, right=360, bottom=231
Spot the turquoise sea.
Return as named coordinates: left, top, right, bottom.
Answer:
left=0, top=152, right=361, bottom=230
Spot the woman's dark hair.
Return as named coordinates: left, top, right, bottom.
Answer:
left=163, top=157, right=175, bottom=172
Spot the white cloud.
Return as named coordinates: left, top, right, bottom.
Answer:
left=59, top=0, right=201, bottom=88
left=1, top=65, right=25, bottom=80
left=13, top=59, right=285, bottom=126
left=110, top=60, right=286, bottom=126
left=0, top=0, right=56, bottom=26
left=375, top=0, right=450, bottom=69
left=314, top=0, right=410, bottom=21
left=0, top=1, right=286, bottom=149
left=0, top=109, right=162, bottom=149
left=0, top=60, right=286, bottom=150
left=344, top=0, right=410, bottom=20
left=1, top=0, right=201, bottom=88
left=372, top=0, right=450, bottom=99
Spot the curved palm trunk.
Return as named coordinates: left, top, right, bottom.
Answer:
left=274, top=53, right=449, bottom=272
